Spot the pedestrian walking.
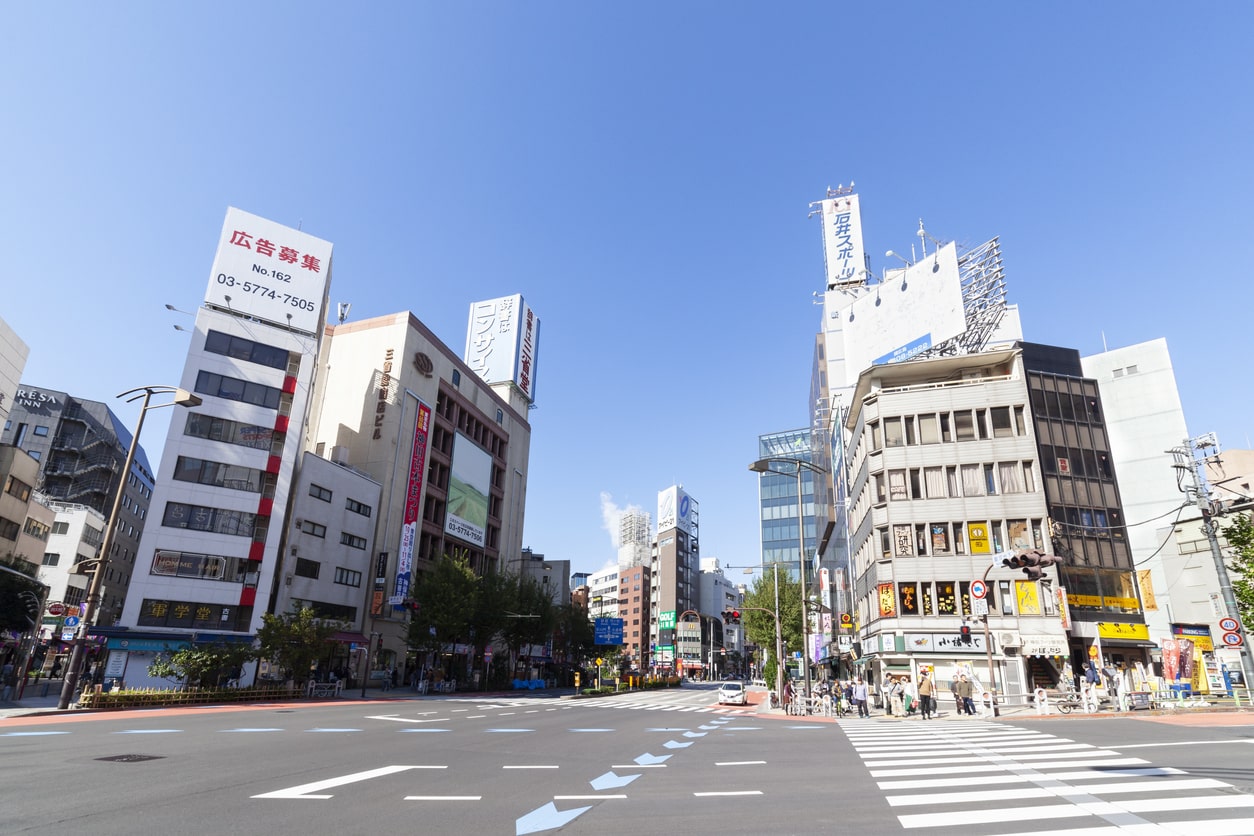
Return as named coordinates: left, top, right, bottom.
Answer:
left=917, top=671, right=935, bottom=719
left=950, top=672, right=962, bottom=715
left=957, top=674, right=976, bottom=715
left=0, top=661, right=15, bottom=701
left=888, top=676, right=905, bottom=718
left=851, top=676, right=870, bottom=718
left=1034, top=685, right=1050, bottom=715
left=781, top=679, right=794, bottom=714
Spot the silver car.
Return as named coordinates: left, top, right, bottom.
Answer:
left=717, top=681, right=747, bottom=705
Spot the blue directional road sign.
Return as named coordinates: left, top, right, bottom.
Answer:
left=594, top=617, right=625, bottom=645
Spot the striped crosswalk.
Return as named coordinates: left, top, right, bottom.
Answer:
left=841, top=719, right=1254, bottom=834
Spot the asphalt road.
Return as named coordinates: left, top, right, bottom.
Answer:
left=5, top=686, right=1254, bottom=835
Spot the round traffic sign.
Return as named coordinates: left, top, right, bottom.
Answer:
left=1220, top=617, right=1241, bottom=633
left=1222, top=631, right=1244, bottom=647
left=47, top=602, right=65, bottom=617
left=63, top=615, right=80, bottom=628
left=970, top=580, right=988, bottom=599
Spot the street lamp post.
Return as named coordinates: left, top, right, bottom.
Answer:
left=750, top=457, right=827, bottom=702
left=57, top=385, right=202, bottom=710
left=727, top=562, right=787, bottom=694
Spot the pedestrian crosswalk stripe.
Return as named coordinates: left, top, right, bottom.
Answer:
left=869, top=757, right=1151, bottom=777
left=876, top=766, right=1184, bottom=789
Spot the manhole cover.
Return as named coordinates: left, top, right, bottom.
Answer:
left=96, top=754, right=166, bottom=763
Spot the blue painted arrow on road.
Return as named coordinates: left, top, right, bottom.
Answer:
left=663, top=740, right=693, bottom=749
left=635, top=752, right=671, bottom=765
left=682, top=731, right=707, bottom=738
left=516, top=802, right=592, bottom=835
left=589, top=770, right=640, bottom=790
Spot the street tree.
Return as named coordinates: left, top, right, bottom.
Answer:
left=1223, top=512, right=1254, bottom=628
left=254, top=606, right=338, bottom=688
left=406, top=554, right=477, bottom=674
left=740, top=569, right=803, bottom=688
left=148, top=641, right=257, bottom=688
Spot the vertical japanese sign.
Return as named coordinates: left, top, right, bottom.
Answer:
left=820, top=192, right=865, bottom=287
left=464, top=294, right=541, bottom=404
left=393, top=400, right=431, bottom=605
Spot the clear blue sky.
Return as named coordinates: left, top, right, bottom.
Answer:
left=4, top=4, right=1251, bottom=581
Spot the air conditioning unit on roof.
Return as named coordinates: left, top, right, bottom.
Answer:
left=998, top=631, right=1021, bottom=647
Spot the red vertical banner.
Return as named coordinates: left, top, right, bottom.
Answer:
left=393, top=400, right=431, bottom=605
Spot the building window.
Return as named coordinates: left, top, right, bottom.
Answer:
left=194, top=370, right=282, bottom=409
left=309, top=484, right=332, bottom=502
left=294, top=558, right=320, bottom=579
left=451, top=369, right=461, bottom=387
left=43, top=553, right=60, bottom=566
left=23, top=518, right=50, bottom=540
left=345, top=498, right=372, bottom=517
left=162, top=502, right=256, bottom=537
left=173, top=456, right=262, bottom=492
left=184, top=413, right=274, bottom=451
left=4, top=476, right=32, bottom=502
left=884, top=417, right=904, bottom=447
left=204, top=329, right=290, bottom=370
left=334, top=567, right=362, bottom=587
left=302, top=521, right=327, bottom=538
left=0, top=517, right=20, bottom=541
left=990, top=406, right=1013, bottom=438
left=954, top=410, right=976, bottom=441
left=340, top=532, right=367, bottom=550
left=33, top=425, right=49, bottom=437
left=52, top=521, right=70, bottom=535
left=919, top=414, right=939, bottom=444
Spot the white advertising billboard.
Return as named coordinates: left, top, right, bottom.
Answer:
left=203, top=207, right=333, bottom=335
left=657, top=486, right=696, bottom=536
left=826, top=242, right=966, bottom=386
left=444, top=432, right=492, bottom=547
left=820, top=193, right=866, bottom=288
left=464, top=294, right=540, bottom=403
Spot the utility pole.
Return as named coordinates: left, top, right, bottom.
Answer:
left=1172, top=434, right=1254, bottom=692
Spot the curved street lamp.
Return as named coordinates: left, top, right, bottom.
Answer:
left=57, top=385, right=202, bottom=710
left=750, top=456, right=828, bottom=702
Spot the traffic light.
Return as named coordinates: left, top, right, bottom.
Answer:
left=731, top=610, right=741, bottom=625
left=960, top=624, right=972, bottom=645
left=722, top=610, right=731, bottom=625
left=1011, top=549, right=1063, bottom=581
left=402, top=599, right=420, bottom=614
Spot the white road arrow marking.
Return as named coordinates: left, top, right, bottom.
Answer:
left=635, top=753, right=672, bottom=765
left=251, top=765, right=445, bottom=800
left=515, top=801, right=592, bottom=835
left=589, top=770, right=640, bottom=790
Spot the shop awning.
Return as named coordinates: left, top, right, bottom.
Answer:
left=1100, top=639, right=1158, bottom=649
left=332, top=631, right=369, bottom=644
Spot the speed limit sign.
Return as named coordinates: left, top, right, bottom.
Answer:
left=1220, top=617, right=1241, bottom=633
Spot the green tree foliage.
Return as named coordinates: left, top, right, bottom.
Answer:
left=497, top=575, right=556, bottom=675
left=147, top=641, right=257, bottom=687
left=0, top=557, right=45, bottom=635
left=1222, top=512, right=1254, bottom=628
left=740, top=568, right=803, bottom=688
left=551, top=603, right=596, bottom=669
left=405, top=554, right=478, bottom=662
left=254, top=606, right=338, bottom=687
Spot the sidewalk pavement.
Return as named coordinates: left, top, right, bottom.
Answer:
left=0, top=680, right=579, bottom=721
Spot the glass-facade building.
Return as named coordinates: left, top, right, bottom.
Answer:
left=756, top=428, right=818, bottom=579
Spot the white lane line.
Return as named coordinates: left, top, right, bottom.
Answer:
left=113, top=729, right=184, bottom=734
left=252, top=765, right=445, bottom=800
left=898, top=802, right=1092, bottom=829
left=694, top=791, right=763, bottom=797
left=870, top=757, right=1151, bottom=777
left=878, top=767, right=1184, bottom=789
left=716, top=761, right=766, bottom=766
left=465, top=715, right=486, bottom=719
left=499, top=712, right=516, bottom=716
left=889, top=787, right=1053, bottom=807
left=864, top=750, right=1121, bottom=767
left=405, top=795, right=481, bottom=801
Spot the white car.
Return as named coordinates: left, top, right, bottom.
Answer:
left=717, top=681, right=747, bottom=705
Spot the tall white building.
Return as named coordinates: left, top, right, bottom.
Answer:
left=115, top=208, right=333, bottom=683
